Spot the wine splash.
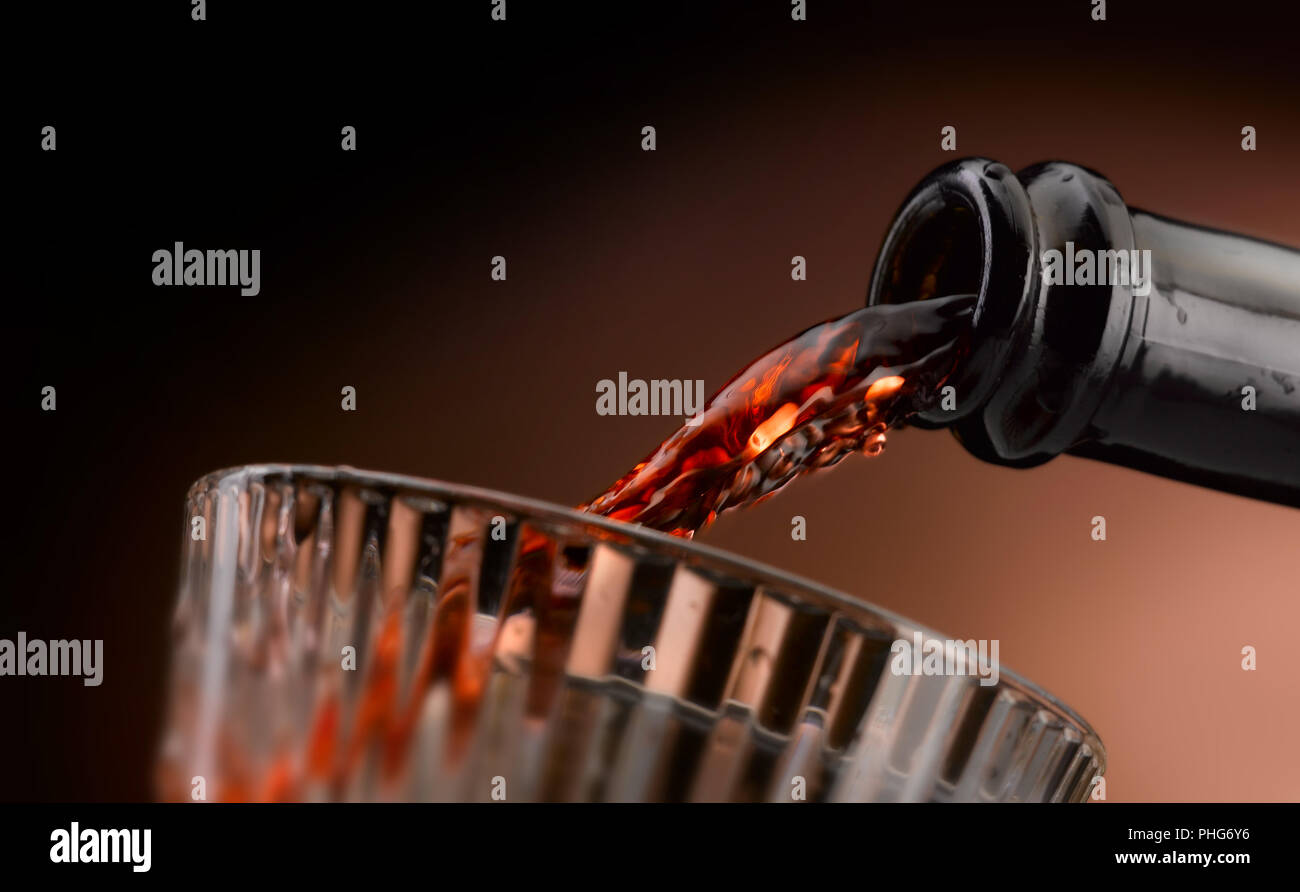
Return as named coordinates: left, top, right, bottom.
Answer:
left=582, top=294, right=976, bottom=537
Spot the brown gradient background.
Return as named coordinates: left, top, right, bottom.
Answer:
left=6, top=0, right=1299, bottom=801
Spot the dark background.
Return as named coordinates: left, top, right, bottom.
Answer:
left=6, top=0, right=1299, bottom=801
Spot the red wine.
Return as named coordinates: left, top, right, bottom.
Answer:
left=582, top=294, right=976, bottom=537
left=161, top=297, right=978, bottom=803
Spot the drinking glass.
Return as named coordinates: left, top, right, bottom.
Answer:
left=156, top=464, right=1105, bottom=802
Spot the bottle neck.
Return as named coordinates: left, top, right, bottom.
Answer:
left=868, top=158, right=1300, bottom=508
left=1076, top=211, right=1300, bottom=506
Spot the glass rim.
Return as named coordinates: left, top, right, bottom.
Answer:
left=187, top=461, right=1106, bottom=770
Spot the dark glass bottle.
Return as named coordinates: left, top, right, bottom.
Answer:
left=867, top=158, right=1300, bottom=508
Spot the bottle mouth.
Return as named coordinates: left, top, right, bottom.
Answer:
left=866, top=158, right=1038, bottom=431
